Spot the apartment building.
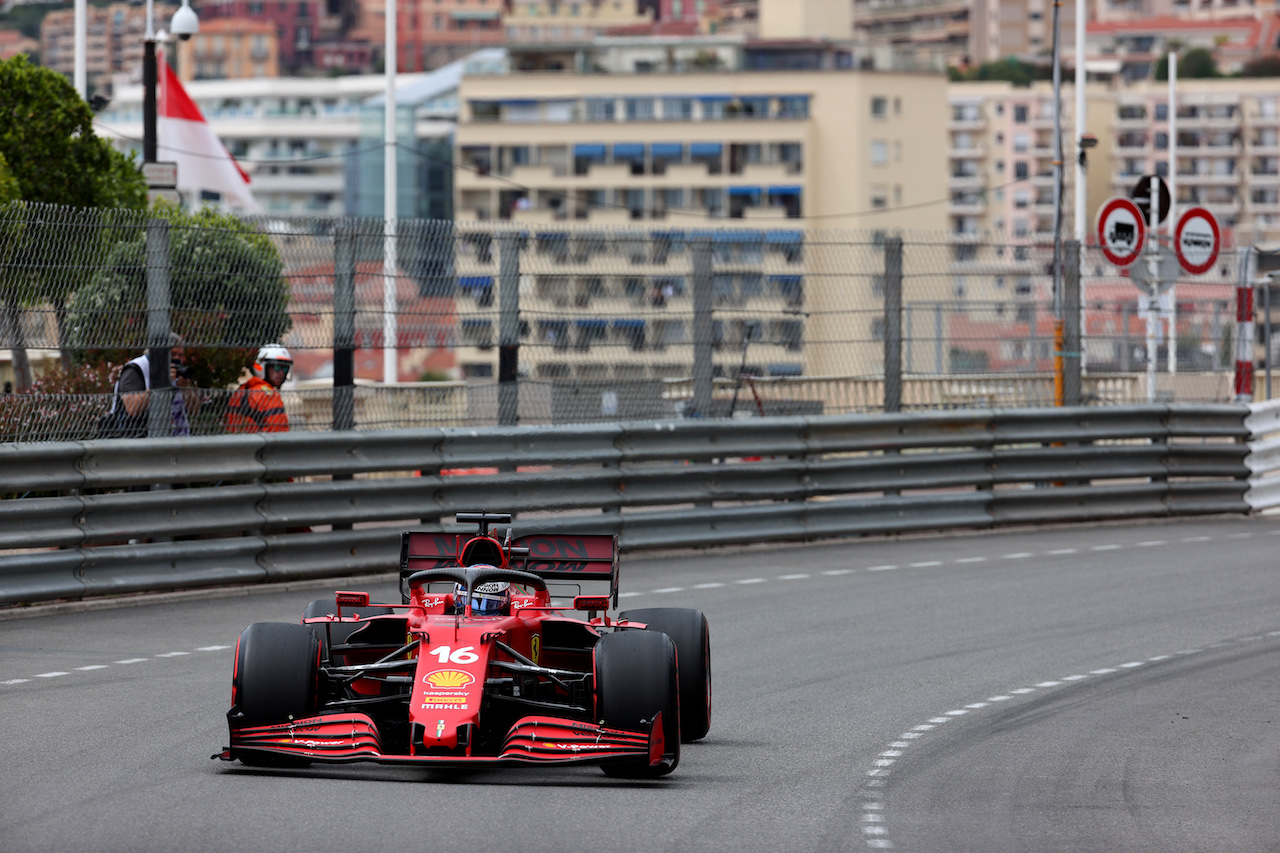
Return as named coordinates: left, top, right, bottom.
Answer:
left=451, top=37, right=948, bottom=383
left=398, top=0, right=505, bottom=71
left=1087, top=14, right=1280, bottom=80
left=175, top=17, right=280, bottom=82
left=1110, top=78, right=1280, bottom=245
left=197, top=0, right=321, bottom=73
left=1094, top=0, right=1277, bottom=24
left=40, top=2, right=176, bottom=94
left=503, top=0, right=654, bottom=43
left=0, top=29, right=38, bottom=61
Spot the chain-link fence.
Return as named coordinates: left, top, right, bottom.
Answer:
left=0, top=203, right=1250, bottom=442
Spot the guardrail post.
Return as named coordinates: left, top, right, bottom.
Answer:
left=333, top=221, right=356, bottom=431
left=146, top=218, right=172, bottom=439
left=1063, top=239, right=1082, bottom=406
left=884, top=236, right=903, bottom=413
left=692, top=236, right=714, bottom=418
left=498, top=231, right=521, bottom=427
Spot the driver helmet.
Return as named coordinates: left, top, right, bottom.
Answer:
left=252, top=343, right=293, bottom=380
left=453, top=580, right=512, bottom=616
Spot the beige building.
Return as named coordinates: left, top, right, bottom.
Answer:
left=1111, top=78, right=1280, bottom=246
left=41, top=2, right=176, bottom=94
left=1094, top=0, right=1277, bottom=23
left=175, top=18, right=280, bottom=82
left=504, top=0, right=655, bottom=43
left=451, top=37, right=948, bottom=383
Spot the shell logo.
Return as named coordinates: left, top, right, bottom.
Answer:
left=424, top=669, right=475, bottom=689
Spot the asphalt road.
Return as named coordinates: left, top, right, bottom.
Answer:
left=2, top=517, right=1279, bottom=853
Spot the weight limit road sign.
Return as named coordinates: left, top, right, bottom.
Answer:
left=1174, top=206, right=1221, bottom=276
left=1097, top=196, right=1146, bottom=267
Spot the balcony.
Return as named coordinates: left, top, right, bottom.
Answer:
left=948, top=116, right=986, bottom=131
left=949, top=171, right=985, bottom=188
left=741, top=206, right=793, bottom=221
left=1177, top=171, right=1240, bottom=186
left=1249, top=169, right=1280, bottom=184
left=664, top=162, right=720, bottom=181
left=948, top=200, right=986, bottom=215
left=948, top=146, right=985, bottom=159
left=737, top=162, right=802, bottom=182
left=511, top=207, right=570, bottom=224
left=509, top=164, right=563, bottom=184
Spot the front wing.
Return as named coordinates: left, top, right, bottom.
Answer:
left=216, top=713, right=666, bottom=769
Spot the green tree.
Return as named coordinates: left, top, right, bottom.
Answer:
left=0, top=153, right=17, bottom=204
left=0, top=55, right=148, bottom=388
left=66, top=205, right=291, bottom=393
left=1155, top=48, right=1218, bottom=80
left=951, top=57, right=1052, bottom=87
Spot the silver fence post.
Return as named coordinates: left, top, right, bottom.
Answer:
left=498, top=230, right=521, bottom=427
left=1063, top=239, right=1082, bottom=406
left=884, top=236, right=903, bottom=413
left=333, top=221, right=356, bottom=432
left=692, top=236, right=714, bottom=418
left=146, top=218, right=172, bottom=438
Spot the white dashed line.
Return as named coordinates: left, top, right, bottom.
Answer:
left=1090, top=668, right=1118, bottom=674
left=987, top=695, right=1012, bottom=702
left=155, top=652, right=190, bottom=658
left=693, top=582, right=725, bottom=589
left=1119, top=661, right=1144, bottom=668
left=1136, top=540, right=1166, bottom=547
left=1228, top=532, right=1253, bottom=539
left=652, top=587, right=683, bottom=594
left=1047, top=548, right=1077, bottom=555
left=114, top=658, right=149, bottom=664
left=1091, top=544, right=1121, bottom=551
left=75, top=665, right=109, bottom=671
left=964, top=702, right=989, bottom=709
left=617, top=592, right=642, bottom=598
left=1009, top=687, right=1036, bottom=694
left=927, top=717, right=951, bottom=724
left=2, top=679, right=29, bottom=685
left=955, top=556, right=986, bottom=563
left=1182, top=536, right=1212, bottom=543
left=1034, top=681, right=1062, bottom=688
left=196, top=645, right=231, bottom=652
left=910, top=561, right=942, bottom=568
left=35, top=672, right=68, bottom=678
left=778, top=574, right=810, bottom=580
left=866, top=565, right=899, bottom=572
left=1061, top=675, right=1087, bottom=681
left=822, top=569, right=855, bottom=576
left=734, top=578, right=766, bottom=585
left=1003, top=552, right=1033, bottom=559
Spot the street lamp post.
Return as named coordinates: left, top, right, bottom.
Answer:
left=143, top=0, right=199, bottom=164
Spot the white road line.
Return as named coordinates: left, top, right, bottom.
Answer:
left=1182, top=536, right=1211, bottom=543
left=1003, top=552, right=1033, bottom=559
left=1061, top=675, right=1087, bottom=681
left=114, top=658, right=148, bottom=664
left=35, top=672, right=68, bottom=678
left=866, top=565, right=898, bottom=572
left=955, top=556, right=986, bottom=563
left=1091, top=544, right=1121, bottom=551
left=1047, top=548, right=1077, bottom=555
left=693, top=582, right=725, bottom=589
left=964, top=702, right=989, bottom=709
left=987, top=695, right=1012, bottom=702
left=821, top=569, right=855, bottom=576
left=652, top=587, right=683, bottom=594
left=75, top=665, right=109, bottom=671
left=911, top=724, right=935, bottom=731
left=1148, top=654, right=1172, bottom=661
left=909, top=561, right=942, bottom=568
left=927, top=717, right=951, bottom=724
left=1136, top=540, right=1166, bottom=547
left=944, top=709, right=968, bottom=716
left=734, top=578, right=766, bottom=585
left=1034, top=681, right=1062, bottom=688
left=899, top=732, right=923, bottom=739
left=1119, top=661, right=1144, bottom=668
left=617, top=592, right=642, bottom=598
left=2, top=679, right=30, bottom=685
left=196, top=645, right=231, bottom=652
left=1228, top=532, right=1253, bottom=539
left=155, top=652, right=190, bottom=658
left=1090, top=668, right=1117, bottom=674
left=1010, top=687, right=1036, bottom=694
left=777, top=574, right=810, bottom=580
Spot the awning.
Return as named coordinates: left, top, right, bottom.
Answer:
left=769, top=275, right=803, bottom=285
left=765, top=230, right=804, bottom=243
left=573, top=144, right=607, bottom=159
left=728, top=186, right=762, bottom=198
left=650, top=229, right=686, bottom=239
left=651, top=142, right=683, bottom=158
left=612, top=143, right=645, bottom=159
left=768, top=185, right=802, bottom=196
left=460, top=318, right=491, bottom=328
left=613, top=319, right=646, bottom=329
left=768, top=364, right=803, bottom=376
left=714, top=230, right=763, bottom=243
left=575, top=318, right=608, bottom=329
left=698, top=95, right=733, bottom=103
left=458, top=276, right=493, bottom=289
left=451, top=8, right=499, bottom=19
left=535, top=231, right=568, bottom=241
left=497, top=99, right=539, bottom=106
left=690, top=142, right=723, bottom=157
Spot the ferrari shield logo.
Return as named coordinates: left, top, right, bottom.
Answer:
left=530, top=635, right=540, bottom=665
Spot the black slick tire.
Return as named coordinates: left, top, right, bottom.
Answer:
left=594, top=629, right=680, bottom=778
left=619, top=607, right=712, bottom=741
left=230, top=622, right=320, bottom=766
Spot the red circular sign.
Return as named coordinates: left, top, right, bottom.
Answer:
left=1096, top=197, right=1146, bottom=267
left=1174, top=206, right=1221, bottom=276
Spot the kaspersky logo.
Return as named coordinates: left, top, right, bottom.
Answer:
left=423, top=669, right=475, bottom=689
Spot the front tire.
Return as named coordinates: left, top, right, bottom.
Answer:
left=229, top=622, right=320, bottom=766
left=619, top=607, right=711, bottom=741
left=594, top=629, right=680, bottom=777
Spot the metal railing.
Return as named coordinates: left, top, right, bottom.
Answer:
left=0, top=404, right=1250, bottom=606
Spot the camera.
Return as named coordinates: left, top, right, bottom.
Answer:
left=170, top=3, right=199, bottom=41
left=172, top=359, right=194, bottom=380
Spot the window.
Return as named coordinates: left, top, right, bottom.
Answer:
left=585, top=98, right=615, bottom=122
left=739, top=97, right=770, bottom=118
left=625, top=98, right=655, bottom=121
left=1013, top=132, right=1029, bottom=152
left=1014, top=161, right=1029, bottom=179
left=871, top=97, right=888, bottom=118
left=1014, top=104, right=1028, bottom=123
left=871, top=140, right=889, bottom=165
left=777, top=96, right=809, bottom=119
left=663, top=97, right=693, bottom=120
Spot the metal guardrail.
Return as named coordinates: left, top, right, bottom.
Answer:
left=1246, top=398, right=1280, bottom=510
left=0, top=405, right=1251, bottom=606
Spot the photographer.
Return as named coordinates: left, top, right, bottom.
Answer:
left=104, top=333, right=200, bottom=437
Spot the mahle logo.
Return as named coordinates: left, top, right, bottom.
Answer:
left=424, top=669, right=475, bottom=689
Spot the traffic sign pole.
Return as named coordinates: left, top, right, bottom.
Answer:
left=1145, top=174, right=1160, bottom=402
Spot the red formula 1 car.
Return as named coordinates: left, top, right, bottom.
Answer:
left=215, top=512, right=711, bottom=777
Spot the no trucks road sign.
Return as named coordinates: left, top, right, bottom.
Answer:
left=1097, top=196, right=1146, bottom=268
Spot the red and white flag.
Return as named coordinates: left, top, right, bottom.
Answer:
left=158, top=56, right=261, bottom=212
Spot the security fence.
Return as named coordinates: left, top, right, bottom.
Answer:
left=0, top=203, right=1249, bottom=441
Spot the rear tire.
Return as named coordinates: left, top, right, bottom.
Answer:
left=594, top=629, right=680, bottom=778
left=619, top=607, right=711, bottom=741
left=230, top=622, right=320, bottom=766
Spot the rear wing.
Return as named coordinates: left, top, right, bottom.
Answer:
left=399, top=530, right=619, bottom=607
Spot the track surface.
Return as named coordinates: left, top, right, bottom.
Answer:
left=3, top=517, right=1280, bottom=852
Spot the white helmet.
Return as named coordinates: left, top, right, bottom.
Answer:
left=252, top=344, right=293, bottom=379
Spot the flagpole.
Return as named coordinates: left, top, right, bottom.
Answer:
left=74, top=0, right=86, bottom=98
left=382, top=0, right=398, bottom=385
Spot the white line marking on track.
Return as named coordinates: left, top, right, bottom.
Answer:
left=910, top=561, right=942, bottom=568
left=1120, top=662, right=1144, bottom=668
left=964, top=702, right=989, bottom=709
left=1061, top=675, right=1087, bottom=681
left=1035, top=681, right=1062, bottom=688
left=1092, top=544, right=1121, bottom=551
left=115, top=658, right=148, bottom=664
left=944, top=709, right=968, bottom=716
left=1228, top=532, right=1253, bottom=539
left=75, top=665, right=109, bottom=671
left=955, top=556, right=986, bottom=563
left=778, top=574, right=810, bottom=580
left=1010, top=687, right=1036, bottom=694
left=987, top=695, right=1012, bottom=702
left=155, top=652, right=190, bottom=657
left=1148, top=655, right=1172, bottom=661
left=617, top=592, right=642, bottom=598
left=1003, top=552, right=1033, bottom=559
left=1047, top=548, right=1077, bottom=555
left=927, top=717, right=951, bottom=724
left=693, top=582, right=725, bottom=589
left=652, top=587, right=683, bottom=594
left=2, top=679, right=30, bottom=685
left=35, top=672, right=68, bottom=678
left=1136, top=540, right=1166, bottom=547
left=734, top=578, right=766, bottom=585
left=821, top=569, right=855, bottom=576
left=196, top=645, right=231, bottom=652
left=1090, top=668, right=1117, bottom=674
left=1182, top=536, right=1211, bottom=542
left=866, top=565, right=898, bottom=572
